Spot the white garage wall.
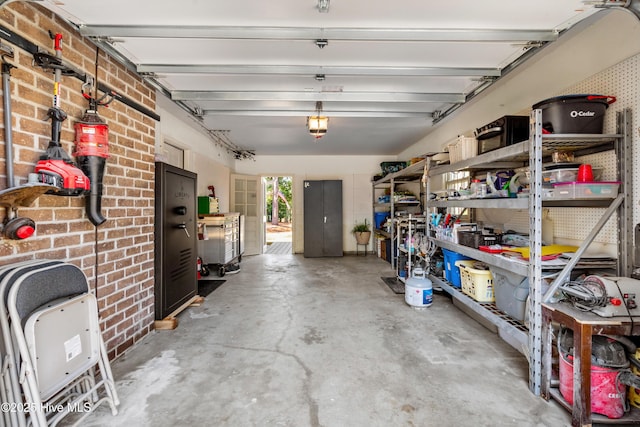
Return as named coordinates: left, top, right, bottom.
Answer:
left=155, top=94, right=235, bottom=212
left=234, top=155, right=393, bottom=254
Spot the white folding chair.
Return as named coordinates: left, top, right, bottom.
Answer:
left=6, top=262, right=118, bottom=426
left=0, top=260, right=64, bottom=427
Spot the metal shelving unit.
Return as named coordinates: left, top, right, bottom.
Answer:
left=425, top=108, right=632, bottom=396
left=372, top=160, right=426, bottom=269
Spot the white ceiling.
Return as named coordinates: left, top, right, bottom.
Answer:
left=37, top=0, right=607, bottom=157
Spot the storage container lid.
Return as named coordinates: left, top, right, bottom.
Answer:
left=552, top=181, right=621, bottom=187
left=532, top=94, right=615, bottom=109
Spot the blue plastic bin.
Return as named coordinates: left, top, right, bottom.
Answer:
left=442, top=248, right=471, bottom=288
left=374, top=212, right=390, bottom=229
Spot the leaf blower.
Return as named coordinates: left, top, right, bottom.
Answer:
left=73, top=78, right=116, bottom=226
left=73, top=104, right=110, bottom=226
left=33, top=32, right=90, bottom=196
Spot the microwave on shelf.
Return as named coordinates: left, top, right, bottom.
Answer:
left=474, top=115, right=529, bottom=154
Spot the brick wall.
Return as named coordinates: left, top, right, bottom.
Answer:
left=0, top=3, right=156, bottom=359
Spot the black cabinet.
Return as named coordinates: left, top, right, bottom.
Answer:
left=154, top=162, right=198, bottom=320
left=303, top=180, right=343, bottom=257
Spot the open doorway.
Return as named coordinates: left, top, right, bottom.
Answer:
left=264, top=176, right=293, bottom=255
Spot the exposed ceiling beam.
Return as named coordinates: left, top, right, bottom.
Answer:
left=140, top=64, right=501, bottom=77
left=80, top=25, right=559, bottom=42
left=171, top=90, right=465, bottom=103
left=202, top=110, right=434, bottom=118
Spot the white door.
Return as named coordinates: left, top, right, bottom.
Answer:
left=230, top=174, right=263, bottom=255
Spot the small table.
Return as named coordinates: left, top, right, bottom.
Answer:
left=541, top=302, right=640, bottom=426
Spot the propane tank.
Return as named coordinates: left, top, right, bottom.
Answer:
left=405, top=267, right=433, bottom=309
left=74, top=110, right=109, bottom=226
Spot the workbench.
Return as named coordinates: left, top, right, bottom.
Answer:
left=541, top=302, right=640, bottom=426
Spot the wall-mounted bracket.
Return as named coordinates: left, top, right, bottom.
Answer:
left=0, top=184, right=58, bottom=211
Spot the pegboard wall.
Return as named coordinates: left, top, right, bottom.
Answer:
left=549, top=51, right=639, bottom=247
left=478, top=52, right=640, bottom=251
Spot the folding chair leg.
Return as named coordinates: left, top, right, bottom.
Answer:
left=1, top=357, right=15, bottom=427
left=98, top=338, right=120, bottom=409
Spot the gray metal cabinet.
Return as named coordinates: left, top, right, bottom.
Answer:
left=303, top=180, right=343, bottom=257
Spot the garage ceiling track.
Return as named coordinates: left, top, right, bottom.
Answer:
left=30, top=1, right=632, bottom=156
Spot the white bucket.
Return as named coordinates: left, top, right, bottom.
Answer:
left=405, top=268, right=433, bottom=308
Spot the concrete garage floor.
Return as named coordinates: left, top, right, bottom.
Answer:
left=83, top=254, right=571, bottom=427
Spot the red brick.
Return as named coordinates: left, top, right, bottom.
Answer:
left=0, top=3, right=156, bottom=359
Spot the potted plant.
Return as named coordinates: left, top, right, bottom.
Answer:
left=352, top=219, right=371, bottom=245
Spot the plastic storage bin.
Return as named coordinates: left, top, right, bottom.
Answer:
left=448, top=136, right=477, bottom=164
left=489, top=265, right=528, bottom=321
left=374, top=211, right=391, bottom=229
left=532, top=94, right=615, bottom=134
left=442, top=248, right=471, bottom=288
left=552, top=181, right=620, bottom=199
left=457, top=231, right=500, bottom=249
left=380, top=161, right=407, bottom=174
left=541, top=167, right=604, bottom=184
left=455, top=260, right=494, bottom=302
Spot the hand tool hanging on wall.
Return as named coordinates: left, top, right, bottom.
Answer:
left=73, top=80, right=114, bottom=226
left=32, top=32, right=90, bottom=196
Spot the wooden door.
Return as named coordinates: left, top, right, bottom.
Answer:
left=230, top=174, right=262, bottom=255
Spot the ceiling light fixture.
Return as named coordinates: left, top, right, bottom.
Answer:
left=317, top=0, right=330, bottom=13
left=315, top=39, right=328, bottom=49
left=307, top=101, right=328, bottom=139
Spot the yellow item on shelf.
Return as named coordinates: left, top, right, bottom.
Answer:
left=504, top=244, right=578, bottom=259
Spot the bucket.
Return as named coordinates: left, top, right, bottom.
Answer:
left=559, top=352, right=626, bottom=419
left=558, top=330, right=628, bottom=419
left=532, top=94, right=616, bottom=134
left=405, top=268, right=432, bottom=309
